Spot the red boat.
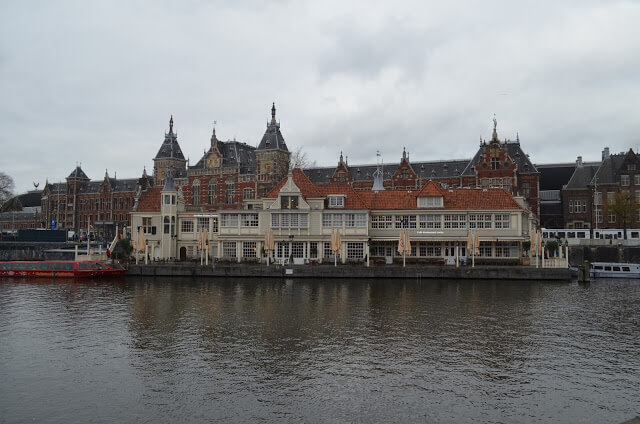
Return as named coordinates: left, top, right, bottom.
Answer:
left=0, top=260, right=127, bottom=278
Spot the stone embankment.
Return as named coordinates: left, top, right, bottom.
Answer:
left=126, top=263, right=571, bottom=281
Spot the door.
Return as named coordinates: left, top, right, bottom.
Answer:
left=180, top=247, right=186, bottom=261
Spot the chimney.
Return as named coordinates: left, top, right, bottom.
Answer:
left=576, top=156, right=583, bottom=166
left=602, top=147, right=610, bottom=160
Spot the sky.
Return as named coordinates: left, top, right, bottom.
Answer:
left=2, top=0, right=640, bottom=195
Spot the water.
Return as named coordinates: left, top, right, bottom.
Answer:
left=0, top=277, right=638, bottom=424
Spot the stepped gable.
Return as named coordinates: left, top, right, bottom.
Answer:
left=465, top=141, right=538, bottom=175
left=257, top=103, right=288, bottom=152
left=154, top=116, right=186, bottom=160
left=133, top=187, right=162, bottom=212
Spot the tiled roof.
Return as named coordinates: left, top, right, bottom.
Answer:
left=464, top=140, right=538, bottom=176
left=191, top=140, right=257, bottom=174
left=271, top=169, right=523, bottom=211
left=135, top=187, right=162, bottom=213
left=67, top=166, right=89, bottom=180
left=564, top=164, right=600, bottom=190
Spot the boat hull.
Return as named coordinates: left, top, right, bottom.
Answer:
left=590, top=262, right=640, bottom=278
left=0, top=260, right=127, bottom=278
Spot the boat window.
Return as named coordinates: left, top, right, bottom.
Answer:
left=3, top=263, right=13, bottom=269
left=577, top=232, right=586, bottom=238
left=79, top=262, right=89, bottom=269
left=612, top=266, right=621, bottom=272
left=567, top=232, right=576, bottom=238
left=38, top=263, right=50, bottom=270
left=26, top=263, right=37, bottom=270
left=95, top=262, right=105, bottom=269
left=88, top=262, right=98, bottom=269
left=62, top=263, right=74, bottom=270
left=630, top=232, right=639, bottom=239
left=622, top=266, right=630, bottom=272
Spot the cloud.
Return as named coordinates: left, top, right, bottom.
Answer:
left=2, top=0, right=640, bottom=194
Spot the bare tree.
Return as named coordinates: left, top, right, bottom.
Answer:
left=609, top=191, right=636, bottom=239
left=289, top=146, right=316, bottom=170
left=0, top=172, right=14, bottom=206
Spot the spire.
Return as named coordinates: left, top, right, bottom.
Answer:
left=402, top=147, right=407, bottom=161
left=271, top=102, right=276, bottom=124
left=211, top=121, right=218, bottom=149
left=339, top=151, right=344, bottom=165
left=169, top=115, right=174, bottom=134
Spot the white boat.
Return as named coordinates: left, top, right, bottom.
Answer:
left=590, top=262, right=640, bottom=278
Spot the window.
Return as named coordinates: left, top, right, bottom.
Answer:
left=418, top=197, right=443, bottom=208
left=608, top=212, right=616, bottom=223
left=522, top=182, right=530, bottom=198
left=328, top=195, right=345, bottom=208
left=621, top=175, right=630, bottom=186
left=322, top=213, right=343, bottom=228
left=635, top=175, right=640, bottom=185
left=163, top=216, right=170, bottom=234
left=242, top=242, right=257, bottom=258
left=243, top=188, right=254, bottom=200
left=395, top=215, right=416, bottom=229
left=444, top=214, right=466, bottom=229
left=212, top=217, right=218, bottom=233
left=628, top=164, right=637, bottom=171
left=594, top=191, right=602, bottom=205
left=225, top=181, right=235, bottom=204
left=192, top=181, right=200, bottom=205
left=309, top=242, right=319, bottom=259
left=221, top=214, right=238, bottom=227
left=241, top=213, right=258, bottom=227
left=323, top=242, right=335, bottom=259
left=419, top=214, right=441, bottom=229
left=208, top=183, right=217, bottom=204
left=580, top=200, right=587, bottom=213
left=491, top=157, right=500, bottom=170
left=469, top=214, right=492, bottom=229
left=478, top=245, right=492, bottom=257
left=281, top=195, right=299, bottom=209
left=291, top=242, right=304, bottom=258
left=164, top=195, right=175, bottom=205
left=346, top=242, right=364, bottom=259
left=607, top=191, right=615, bottom=204
left=371, top=215, right=393, bottom=229
left=142, top=217, right=152, bottom=234
left=181, top=220, right=194, bottom=233
left=595, top=206, right=603, bottom=223
left=345, top=213, right=366, bottom=227
left=197, top=217, right=209, bottom=231
left=494, top=214, right=510, bottom=229
left=569, top=200, right=574, bottom=214
left=272, top=213, right=308, bottom=228
left=222, top=242, right=237, bottom=258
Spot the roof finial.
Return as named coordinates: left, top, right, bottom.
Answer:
left=516, top=132, right=520, bottom=143
left=339, top=151, right=344, bottom=165
left=169, top=115, right=174, bottom=133
left=271, top=102, right=276, bottom=123
left=492, top=114, right=498, bottom=142
left=402, top=147, right=407, bottom=161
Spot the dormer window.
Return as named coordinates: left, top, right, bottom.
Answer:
left=418, top=196, right=443, bottom=208
left=281, top=195, right=299, bottom=210
left=328, top=195, right=345, bottom=208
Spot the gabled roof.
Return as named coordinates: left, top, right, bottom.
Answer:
left=256, top=103, right=288, bottom=152
left=535, top=163, right=577, bottom=191
left=464, top=140, right=537, bottom=175
left=563, top=164, right=600, bottom=190
left=133, top=187, right=162, bottom=213
left=191, top=140, right=257, bottom=174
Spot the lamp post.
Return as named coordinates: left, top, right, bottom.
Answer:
left=288, top=234, right=294, bottom=264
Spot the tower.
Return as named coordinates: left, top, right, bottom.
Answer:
left=153, top=115, right=187, bottom=186
left=255, top=103, right=291, bottom=196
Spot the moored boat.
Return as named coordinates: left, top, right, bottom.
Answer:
left=0, top=260, right=127, bottom=278
left=590, top=262, right=640, bottom=278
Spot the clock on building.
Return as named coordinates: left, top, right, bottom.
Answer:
left=208, top=156, right=219, bottom=168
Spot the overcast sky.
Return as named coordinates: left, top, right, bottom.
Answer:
left=2, top=0, right=640, bottom=195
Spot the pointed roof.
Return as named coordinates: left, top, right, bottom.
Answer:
left=416, top=180, right=446, bottom=197
left=257, top=103, right=288, bottom=152
left=154, top=115, right=186, bottom=161
left=67, top=166, right=89, bottom=180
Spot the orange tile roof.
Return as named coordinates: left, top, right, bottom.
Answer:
left=268, top=169, right=522, bottom=211
left=135, top=187, right=162, bottom=212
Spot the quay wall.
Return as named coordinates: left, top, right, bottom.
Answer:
left=126, top=263, right=571, bottom=281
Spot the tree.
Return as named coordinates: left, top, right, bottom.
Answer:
left=609, top=191, right=636, bottom=239
left=289, top=147, right=316, bottom=170
left=0, top=172, right=15, bottom=207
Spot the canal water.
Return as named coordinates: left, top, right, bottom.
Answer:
left=0, top=277, right=638, bottom=424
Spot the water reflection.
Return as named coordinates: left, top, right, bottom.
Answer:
left=0, top=277, right=638, bottom=423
